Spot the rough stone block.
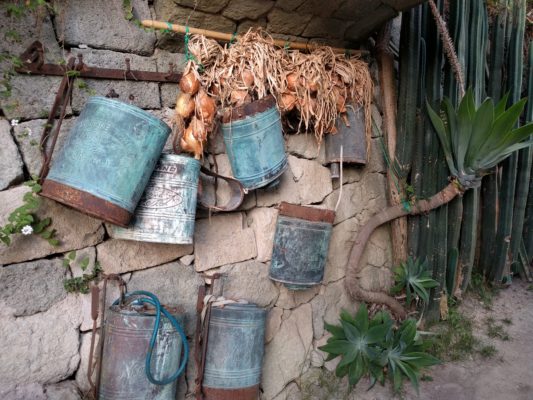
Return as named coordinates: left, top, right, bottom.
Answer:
left=257, top=155, right=332, bottom=206
left=194, top=213, right=257, bottom=271
left=0, top=186, right=105, bottom=265
left=302, top=16, right=350, bottom=39
left=153, top=49, right=187, bottom=73
left=297, top=0, right=344, bottom=17
left=161, top=83, right=180, bottom=108
left=247, top=207, right=278, bottom=262
left=267, top=8, right=313, bottom=36
left=67, top=246, right=97, bottom=278
left=1, top=76, right=66, bottom=120
left=127, top=261, right=204, bottom=335
left=0, top=3, right=61, bottom=63
left=0, top=296, right=82, bottom=395
left=262, top=304, right=313, bottom=399
left=71, top=80, right=161, bottom=112
left=275, top=284, right=320, bottom=309
left=14, top=118, right=77, bottom=177
left=0, top=119, right=24, bottom=190
left=155, top=2, right=236, bottom=49
left=324, top=216, right=359, bottom=283
left=174, top=0, right=230, bottom=13
left=223, top=0, right=275, bottom=20
left=344, top=5, right=396, bottom=42
left=97, top=239, right=192, bottom=274
left=265, top=306, right=283, bottom=343
left=332, top=0, right=377, bottom=21
left=0, top=258, right=67, bottom=317
left=216, top=260, right=279, bottom=307
left=61, top=0, right=156, bottom=55
left=275, top=0, right=306, bottom=12
left=237, top=18, right=267, bottom=33
left=43, top=381, right=82, bottom=400
left=285, top=132, right=325, bottom=161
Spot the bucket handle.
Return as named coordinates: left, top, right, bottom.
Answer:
left=112, top=291, right=190, bottom=385
left=38, top=57, right=82, bottom=182
left=198, top=166, right=245, bottom=212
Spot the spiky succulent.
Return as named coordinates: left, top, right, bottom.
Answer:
left=426, top=89, right=533, bottom=189
left=319, top=304, right=439, bottom=393
left=391, top=257, right=438, bottom=307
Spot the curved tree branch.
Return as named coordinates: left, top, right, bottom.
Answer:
left=345, top=181, right=464, bottom=319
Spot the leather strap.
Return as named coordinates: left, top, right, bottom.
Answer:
left=198, top=166, right=245, bottom=212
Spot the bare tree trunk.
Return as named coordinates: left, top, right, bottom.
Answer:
left=345, top=181, right=464, bottom=318
left=377, top=22, right=408, bottom=267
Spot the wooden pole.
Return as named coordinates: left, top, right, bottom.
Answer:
left=141, top=19, right=367, bottom=55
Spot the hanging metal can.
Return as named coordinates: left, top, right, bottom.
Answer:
left=203, top=303, right=266, bottom=400
left=221, top=95, right=287, bottom=190
left=99, top=304, right=186, bottom=400
left=40, top=96, right=171, bottom=227
left=325, top=106, right=368, bottom=178
left=109, top=153, right=201, bottom=244
left=270, top=202, right=335, bottom=290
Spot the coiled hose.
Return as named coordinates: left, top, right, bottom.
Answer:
left=113, top=290, right=189, bottom=385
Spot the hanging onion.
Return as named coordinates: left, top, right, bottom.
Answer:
left=181, top=123, right=203, bottom=159
left=230, top=90, right=251, bottom=107
left=196, top=89, right=216, bottom=124
left=286, top=73, right=299, bottom=91
left=241, top=69, right=255, bottom=88
left=175, top=92, right=195, bottom=119
left=179, top=71, right=200, bottom=95
left=280, top=92, right=297, bottom=112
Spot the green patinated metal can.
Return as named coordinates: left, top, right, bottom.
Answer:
left=40, top=97, right=170, bottom=227
left=270, top=202, right=335, bottom=290
left=109, top=154, right=201, bottom=244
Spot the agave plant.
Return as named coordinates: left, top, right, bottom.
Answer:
left=391, top=257, right=438, bottom=307
left=345, top=90, right=533, bottom=318
left=319, top=304, right=439, bottom=392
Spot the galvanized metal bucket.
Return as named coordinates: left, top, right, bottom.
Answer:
left=325, top=105, right=368, bottom=178
left=270, top=202, right=335, bottom=290
left=109, top=153, right=201, bottom=244
left=99, top=305, right=186, bottom=400
left=40, top=96, right=171, bottom=227
left=203, top=303, right=266, bottom=400
left=221, top=95, right=287, bottom=190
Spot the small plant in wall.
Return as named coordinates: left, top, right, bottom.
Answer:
left=62, top=250, right=103, bottom=294
left=391, top=257, right=438, bottom=308
left=319, top=304, right=439, bottom=393
left=0, top=178, right=58, bottom=246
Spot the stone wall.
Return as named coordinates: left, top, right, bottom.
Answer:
left=0, top=1, right=393, bottom=399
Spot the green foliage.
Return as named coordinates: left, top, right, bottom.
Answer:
left=123, top=0, right=133, bottom=21
left=469, top=272, right=495, bottom=309
left=6, top=0, right=56, bottom=18
left=0, top=178, right=58, bottom=246
left=485, top=317, right=510, bottom=341
left=319, top=304, right=439, bottom=393
left=391, top=257, right=438, bottom=307
left=428, top=307, right=478, bottom=361
left=63, top=261, right=102, bottom=294
left=479, top=344, right=497, bottom=358
left=426, top=89, right=533, bottom=189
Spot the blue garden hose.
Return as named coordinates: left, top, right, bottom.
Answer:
left=112, top=290, right=189, bottom=385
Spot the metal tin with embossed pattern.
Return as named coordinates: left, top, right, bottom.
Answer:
left=40, top=97, right=170, bottom=227
left=109, top=154, right=200, bottom=244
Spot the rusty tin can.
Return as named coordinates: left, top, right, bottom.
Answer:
left=269, top=202, right=335, bottom=290
left=109, top=153, right=200, bottom=244
left=40, top=96, right=170, bottom=227
left=221, top=95, right=287, bottom=190
left=203, top=303, right=266, bottom=400
left=325, top=106, right=367, bottom=178
left=99, top=305, right=185, bottom=400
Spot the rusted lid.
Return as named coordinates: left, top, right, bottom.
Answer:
left=278, top=202, right=335, bottom=224
left=221, top=95, right=277, bottom=123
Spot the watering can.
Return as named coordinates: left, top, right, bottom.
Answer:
left=96, top=290, right=189, bottom=400
left=325, top=105, right=368, bottom=178
left=270, top=202, right=335, bottom=290
left=109, top=153, right=201, bottom=244
left=40, top=96, right=171, bottom=227
left=221, top=95, right=287, bottom=190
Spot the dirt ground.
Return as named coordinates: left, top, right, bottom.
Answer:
left=353, top=279, right=533, bottom=400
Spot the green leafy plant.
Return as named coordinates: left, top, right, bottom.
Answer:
left=63, top=260, right=102, bottom=294
left=319, top=304, right=439, bottom=393
left=0, top=178, right=58, bottom=246
left=391, top=257, right=438, bottom=307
